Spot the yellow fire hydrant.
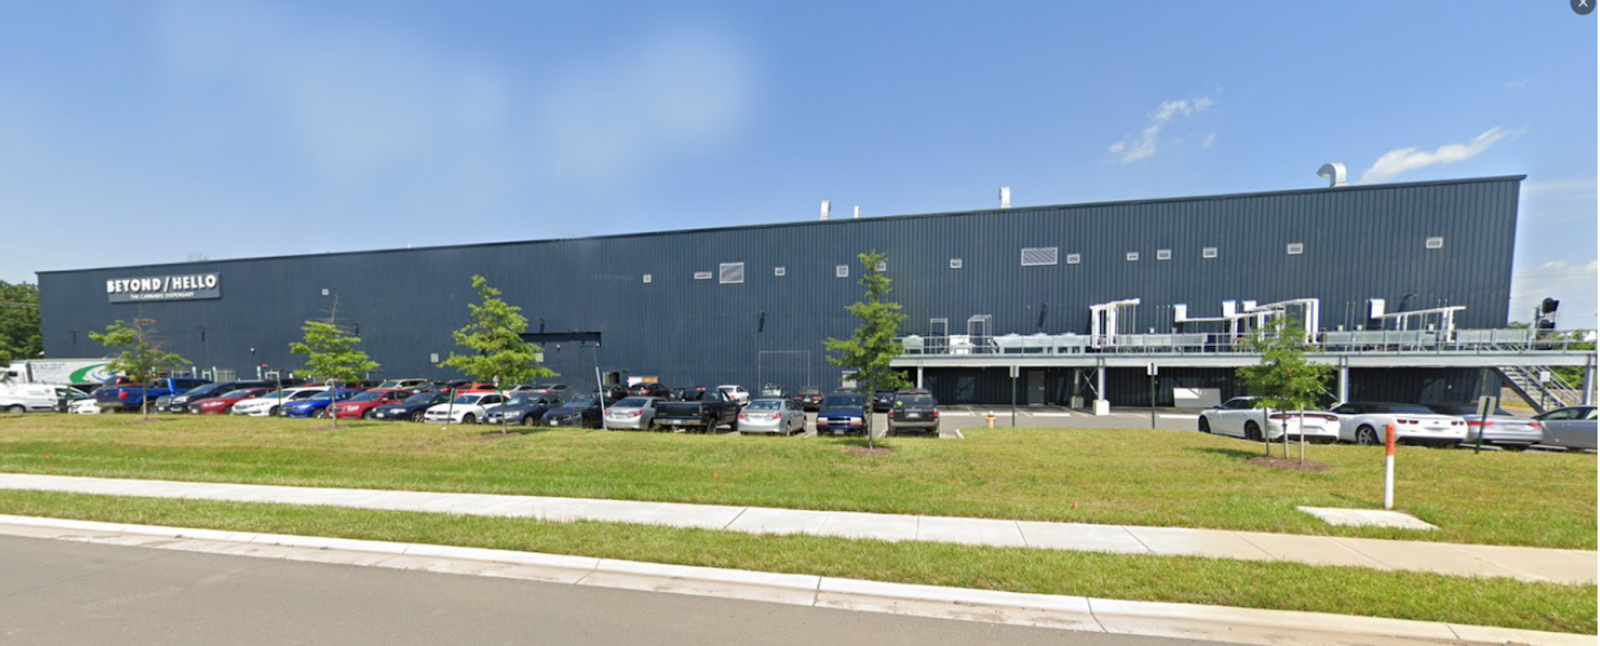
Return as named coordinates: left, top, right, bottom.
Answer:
left=985, top=412, right=996, bottom=428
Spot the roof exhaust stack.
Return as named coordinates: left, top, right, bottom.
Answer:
left=820, top=200, right=831, bottom=221
left=1317, top=162, right=1348, bottom=188
left=853, top=205, right=860, bottom=219
left=999, top=186, right=1011, bottom=209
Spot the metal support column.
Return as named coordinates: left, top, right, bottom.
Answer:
left=1337, top=363, right=1350, bottom=403
left=1094, top=360, right=1108, bottom=416
left=916, top=365, right=924, bottom=389
left=1583, top=357, right=1595, bottom=406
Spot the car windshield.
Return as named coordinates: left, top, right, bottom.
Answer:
left=823, top=395, right=865, bottom=408
left=219, top=389, right=257, bottom=398
left=508, top=396, right=548, bottom=406
left=614, top=397, right=648, bottom=407
left=402, top=392, right=436, bottom=404
left=451, top=394, right=485, bottom=404
left=897, top=395, right=935, bottom=406
left=350, top=392, right=386, bottom=402
left=564, top=397, right=596, bottom=408
left=186, top=384, right=224, bottom=397
left=747, top=400, right=782, bottom=410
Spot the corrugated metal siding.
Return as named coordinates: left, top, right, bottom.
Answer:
left=38, top=176, right=1522, bottom=403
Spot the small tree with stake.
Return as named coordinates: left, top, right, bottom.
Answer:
left=90, top=318, right=188, bottom=419
left=825, top=251, right=910, bottom=449
left=1236, top=316, right=1332, bottom=462
left=288, top=302, right=378, bottom=428
left=439, top=275, right=556, bottom=433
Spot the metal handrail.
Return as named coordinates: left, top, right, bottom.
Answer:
left=893, top=329, right=1597, bottom=358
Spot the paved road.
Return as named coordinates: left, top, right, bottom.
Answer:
left=0, top=535, right=1227, bottom=646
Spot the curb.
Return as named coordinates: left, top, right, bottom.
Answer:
left=0, top=514, right=1588, bottom=646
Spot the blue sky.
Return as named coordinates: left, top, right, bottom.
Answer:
left=1, top=1, right=1595, bottom=325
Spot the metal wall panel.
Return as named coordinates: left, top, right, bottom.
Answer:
left=38, top=176, right=1523, bottom=403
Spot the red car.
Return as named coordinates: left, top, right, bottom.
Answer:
left=188, top=387, right=275, bottom=415
left=332, top=389, right=416, bottom=419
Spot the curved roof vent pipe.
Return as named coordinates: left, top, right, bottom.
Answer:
left=999, top=186, right=1012, bottom=209
left=820, top=200, right=831, bottom=221
left=1317, top=162, right=1348, bottom=188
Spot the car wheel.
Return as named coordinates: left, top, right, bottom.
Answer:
left=1198, top=417, right=1211, bottom=434
left=5, top=404, right=23, bottom=414
left=1244, top=421, right=1261, bottom=442
left=1355, top=426, right=1379, bottom=446
left=410, top=410, right=425, bottom=422
left=362, top=409, right=374, bottom=420
left=268, top=406, right=279, bottom=417
left=461, top=413, right=476, bottom=424
left=521, top=414, right=534, bottom=427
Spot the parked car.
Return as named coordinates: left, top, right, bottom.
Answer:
left=604, top=396, right=659, bottom=430
left=653, top=388, right=741, bottom=432
left=230, top=386, right=330, bottom=417
left=528, top=383, right=569, bottom=395
left=816, top=391, right=872, bottom=436
left=0, top=383, right=80, bottom=413
left=1427, top=402, right=1541, bottom=448
left=736, top=398, right=807, bottom=435
left=282, top=389, right=364, bottom=418
left=484, top=394, right=562, bottom=426
left=1534, top=406, right=1597, bottom=451
left=423, top=391, right=505, bottom=424
left=53, top=388, right=90, bottom=412
left=188, top=387, right=275, bottom=415
left=792, top=386, right=825, bottom=412
left=627, top=383, right=671, bottom=398
left=871, top=389, right=896, bottom=413
left=94, top=377, right=211, bottom=412
left=718, top=384, right=751, bottom=405
left=1198, top=396, right=1340, bottom=442
left=164, top=380, right=274, bottom=414
left=69, top=397, right=101, bottom=414
left=543, top=393, right=616, bottom=428
left=758, top=383, right=788, bottom=398
left=1330, top=402, right=1466, bottom=446
left=370, top=391, right=453, bottom=422
left=886, top=389, right=940, bottom=435
left=375, top=378, right=430, bottom=390
left=332, top=389, right=415, bottom=419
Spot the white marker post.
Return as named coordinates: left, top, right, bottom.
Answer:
left=1383, top=422, right=1397, bottom=510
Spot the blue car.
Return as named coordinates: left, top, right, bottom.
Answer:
left=542, top=394, right=617, bottom=429
left=815, top=391, right=872, bottom=437
left=281, top=389, right=364, bottom=418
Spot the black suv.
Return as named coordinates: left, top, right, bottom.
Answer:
left=886, top=389, right=939, bottom=436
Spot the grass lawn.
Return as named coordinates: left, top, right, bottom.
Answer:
left=0, top=414, right=1593, bottom=549
left=0, top=489, right=1591, bottom=635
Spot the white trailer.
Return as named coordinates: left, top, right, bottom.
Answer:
left=1, top=359, right=118, bottom=387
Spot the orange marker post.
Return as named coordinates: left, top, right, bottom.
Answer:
left=1383, top=422, right=1397, bottom=509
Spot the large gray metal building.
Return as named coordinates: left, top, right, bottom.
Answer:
left=42, top=174, right=1588, bottom=408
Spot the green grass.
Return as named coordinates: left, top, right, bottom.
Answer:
left=0, top=414, right=1593, bottom=549
left=0, top=489, right=1590, bottom=635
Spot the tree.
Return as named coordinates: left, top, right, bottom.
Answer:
left=0, top=281, right=42, bottom=368
left=1236, top=316, right=1333, bottom=461
left=439, top=275, right=556, bottom=432
left=89, top=318, right=188, bottom=418
left=825, top=251, right=910, bottom=449
left=289, top=303, right=378, bottom=427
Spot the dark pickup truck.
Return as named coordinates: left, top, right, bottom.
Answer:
left=94, top=377, right=211, bottom=412
left=652, top=387, right=742, bottom=432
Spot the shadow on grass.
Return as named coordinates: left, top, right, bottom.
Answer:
left=1192, top=446, right=1270, bottom=461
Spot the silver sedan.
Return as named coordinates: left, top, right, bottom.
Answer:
left=603, top=397, right=658, bottom=431
left=1535, top=406, right=1597, bottom=451
left=736, top=398, right=807, bottom=435
left=1428, top=403, right=1541, bottom=447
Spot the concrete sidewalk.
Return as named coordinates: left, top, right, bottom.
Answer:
left=0, top=472, right=1591, bottom=585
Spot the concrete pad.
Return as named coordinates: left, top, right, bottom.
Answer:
left=816, top=578, right=1099, bottom=632
left=1448, top=623, right=1600, bottom=646
left=1089, top=598, right=1459, bottom=645
left=1014, top=522, right=1149, bottom=554
left=723, top=507, right=831, bottom=535
left=1333, top=537, right=1529, bottom=580
left=816, top=511, right=919, bottom=542
left=1232, top=531, right=1390, bottom=569
left=1121, top=526, right=1273, bottom=561
left=536, top=499, right=665, bottom=524
left=1439, top=543, right=1599, bottom=585
left=580, top=559, right=820, bottom=606
left=915, top=516, right=1027, bottom=548
left=1297, top=507, right=1438, bottom=531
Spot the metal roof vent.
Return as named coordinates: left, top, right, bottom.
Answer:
left=820, top=200, right=831, bottom=221
left=1000, top=186, right=1011, bottom=209
left=853, top=205, right=860, bottom=219
left=1317, top=162, right=1348, bottom=188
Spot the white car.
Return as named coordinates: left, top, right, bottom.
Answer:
left=423, top=391, right=505, bottom=424
left=717, top=385, right=750, bottom=405
left=1330, top=402, right=1467, bottom=446
left=0, top=383, right=79, bottom=414
left=69, top=396, right=103, bottom=415
left=230, top=386, right=329, bottom=417
left=1198, top=396, right=1339, bottom=442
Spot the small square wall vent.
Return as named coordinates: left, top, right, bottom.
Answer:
left=949, top=258, right=963, bottom=269
left=1202, top=247, right=1218, bottom=259
left=1156, top=249, right=1172, bottom=261
left=1425, top=236, right=1444, bottom=250
left=1286, top=242, right=1305, bottom=256
left=1125, top=252, right=1140, bottom=262
left=835, top=265, right=849, bottom=278
left=774, top=266, right=786, bottom=277
left=1065, top=253, right=1081, bottom=265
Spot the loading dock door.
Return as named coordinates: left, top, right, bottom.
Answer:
left=1027, top=371, right=1045, bottom=405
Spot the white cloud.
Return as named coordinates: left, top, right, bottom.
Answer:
left=1359, top=127, right=1521, bottom=184
left=1510, top=260, right=1598, bottom=328
left=1504, top=77, right=1532, bottom=91
left=1107, top=94, right=1215, bottom=164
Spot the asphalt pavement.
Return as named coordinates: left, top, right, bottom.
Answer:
left=0, top=534, right=1229, bottom=646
